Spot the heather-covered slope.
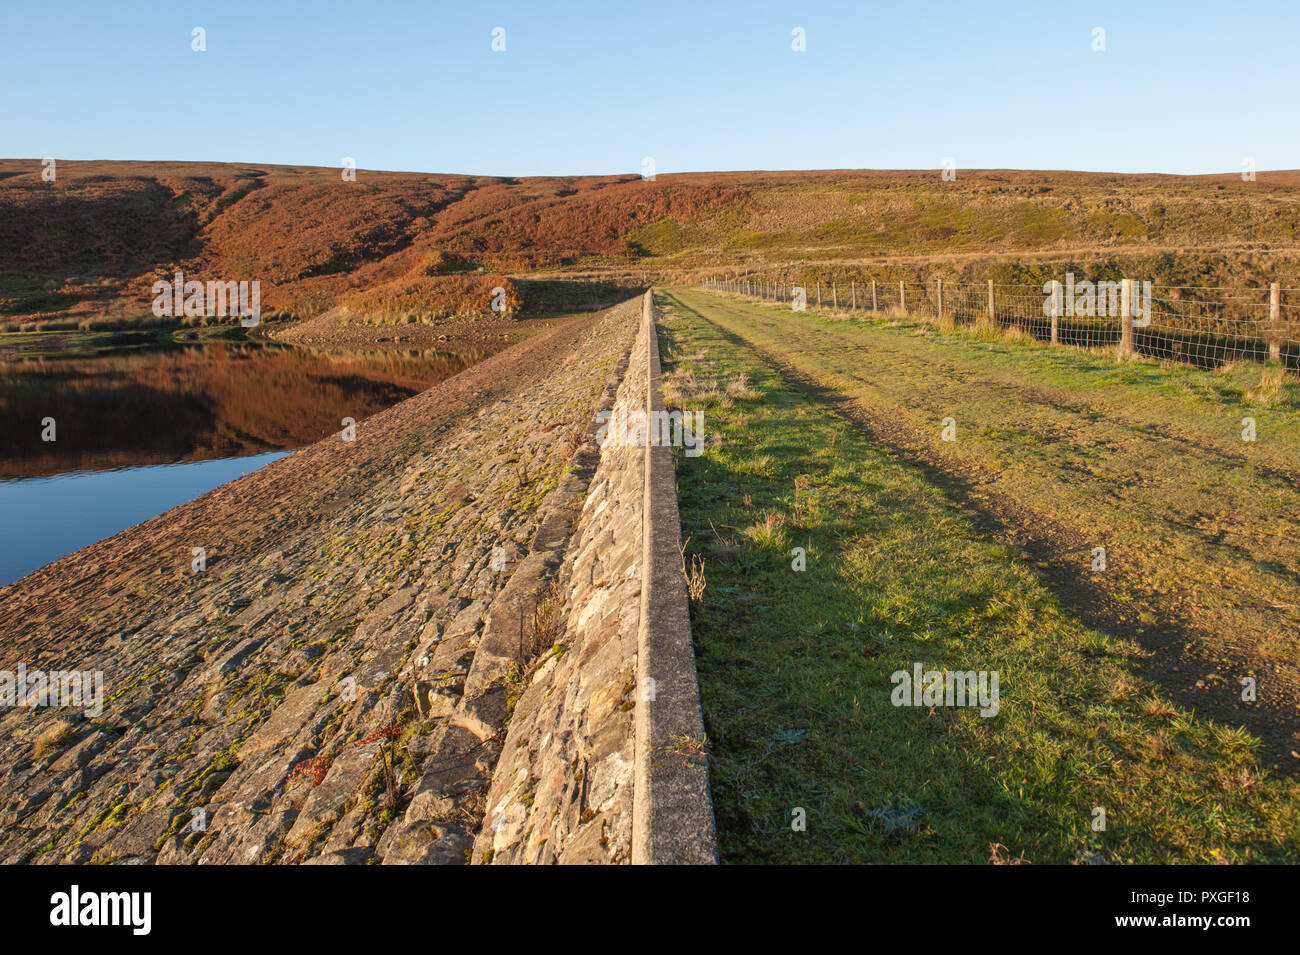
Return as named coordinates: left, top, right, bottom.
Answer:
left=4, top=160, right=1300, bottom=329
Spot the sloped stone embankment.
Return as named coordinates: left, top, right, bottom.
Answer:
left=0, top=291, right=716, bottom=864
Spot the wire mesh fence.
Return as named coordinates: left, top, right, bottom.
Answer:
left=701, top=273, right=1299, bottom=374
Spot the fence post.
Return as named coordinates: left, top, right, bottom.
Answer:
left=1119, top=279, right=1135, bottom=356
left=1269, top=283, right=1282, bottom=362
left=1050, top=280, right=1060, bottom=345
left=936, top=278, right=943, bottom=325
left=872, top=280, right=878, bottom=313
left=817, top=282, right=822, bottom=308
left=986, top=280, right=996, bottom=331
left=851, top=281, right=856, bottom=309
left=833, top=282, right=838, bottom=310
left=899, top=280, right=906, bottom=313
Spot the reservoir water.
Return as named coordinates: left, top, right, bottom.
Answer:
left=0, top=338, right=484, bottom=587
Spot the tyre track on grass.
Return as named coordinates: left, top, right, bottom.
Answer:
left=673, top=290, right=1300, bottom=773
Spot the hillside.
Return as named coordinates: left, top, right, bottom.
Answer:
left=4, top=160, right=1300, bottom=329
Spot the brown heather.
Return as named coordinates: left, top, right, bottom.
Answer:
left=7, top=160, right=1300, bottom=331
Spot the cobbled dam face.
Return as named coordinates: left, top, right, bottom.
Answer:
left=0, top=293, right=715, bottom=865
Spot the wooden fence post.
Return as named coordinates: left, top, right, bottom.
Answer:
left=817, top=282, right=822, bottom=308
left=1050, top=280, right=1060, bottom=345
left=1270, top=283, right=1282, bottom=361
left=936, top=278, right=943, bottom=325
left=899, top=280, right=906, bottom=313
left=833, top=282, right=838, bottom=310
left=872, top=280, right=878, bottom=313
left=1119, top=278, right=1135, bottom=356
left=851, top=281, right=856, bottom=309
left=986, top=279, right=996, bottom=331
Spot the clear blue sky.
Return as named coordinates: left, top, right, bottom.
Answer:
left=2, top=0, right=1296, bottom=177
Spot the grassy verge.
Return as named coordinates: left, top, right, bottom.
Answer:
left=657, top=288, right=1300, bottom=864
left=665, top=289, right=1300, bottom=750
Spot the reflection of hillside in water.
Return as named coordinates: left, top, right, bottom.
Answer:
left=0, top=343, right=485, bottom=478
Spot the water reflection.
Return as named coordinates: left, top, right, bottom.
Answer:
left=0, top=452, right=288, bottom=587
left=0, top=339, right=488, bottom=586
left=0, top=342, right=480, bottom=478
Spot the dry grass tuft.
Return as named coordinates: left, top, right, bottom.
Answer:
left=1246, top=365, right=1290, bottom=406
left=33, top=720, right=77, bottom=759
left=743, top=509, right=790, bottom=550
left=1000, top=324, right=1037, bottom=345
left=725, top=373, right=764, bottom=401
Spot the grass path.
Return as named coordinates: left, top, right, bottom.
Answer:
left=666, top=287, right=1300, bottom=769
left=656, top=288, right=1300, bottom=864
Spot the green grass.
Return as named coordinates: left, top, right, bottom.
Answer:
left=0, top=321, right=253, bottom=359
left=0, top=276, right=77, bottom=315
left=657, top=288, right=1300, bottom=864
left=667, top=288, right=1300, bottom=674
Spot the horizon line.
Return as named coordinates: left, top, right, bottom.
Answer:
left=0, top=157, right=1292, bottom=180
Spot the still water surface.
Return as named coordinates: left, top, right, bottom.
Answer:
left=0, top=452, right=288, bottom=586
left=0, top=340, right=484, bottom=586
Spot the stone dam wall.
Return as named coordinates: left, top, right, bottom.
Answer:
left=474, top=292, right=716, bottom=864
left=0, top=292, right=716, bottom=865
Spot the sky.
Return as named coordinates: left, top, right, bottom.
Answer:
left=1, top=0, right=1296, bottom=177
